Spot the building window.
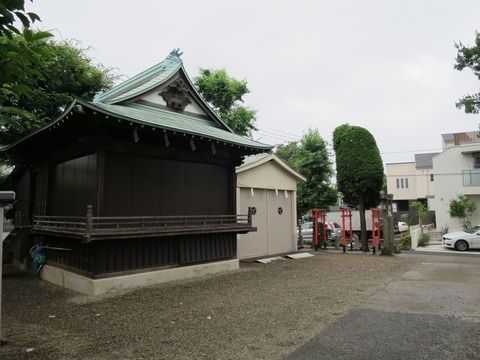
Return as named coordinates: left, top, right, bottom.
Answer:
left=396, top=178, right=409, bottom=188
left=463, top=170, right=480, bottom=186
left=430, top=174, right=434, bottom=182
left=474, top=154, right=480, bottom=169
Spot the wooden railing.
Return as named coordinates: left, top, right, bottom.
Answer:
left=33, top=206, right=254, bottom=242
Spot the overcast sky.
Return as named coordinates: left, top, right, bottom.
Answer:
left=26, top=0, right=480, bottom=164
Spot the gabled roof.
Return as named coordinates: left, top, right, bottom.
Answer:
left=2, top=49, right=273, bottom=154
left=237, top=153, right=306, bottom=182
left=94, top=54, right=183, bottom=105
left=93, top=49, right=231, bottom=132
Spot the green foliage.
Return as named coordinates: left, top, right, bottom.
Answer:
left=400, top=213, right=413, bottom=227
left=0, top=0, right=41, bottom=37
left=193, top=68, right=256, bottom=136
left=1, top=36, right=117, bottom=145
left=418, top=233, right=430, bottom=247
left=449, top=194, right=478, bottom=230
left=454, top=31, right=480, bottom=114
left=399, top=232, right=411, bottom=250
left=333, top=124, right=384, bottom=210
left=276, top=128, right=337, bottom=216
left=318, top=226, right=332, bottom=243
left=381, top=174, right=387, bottom=192
left=275, top=140, right=300, bottom=169
left=411, top=201, right=428, bottom=226
left=333, top=124, right=384, bottom=251
left=0, top=1, right=53, bottom=137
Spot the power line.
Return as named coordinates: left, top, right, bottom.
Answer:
left=255, top=127, right=446, bottom=156
left=260, top=127, right=303, bottom=138
left=256, top=131, right=298, bottom=142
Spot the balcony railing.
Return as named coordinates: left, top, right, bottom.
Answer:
left=463, top=170, right=480, bottom=186
left=33, top=206, right=254, bottom=242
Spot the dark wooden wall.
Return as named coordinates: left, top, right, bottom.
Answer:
left=49, top=154, right=97, bottom=216
left=13, top=171, right=31, bottom=224
left=102, top=152, right=230, bottom=216
left=26, top=148, right=236, bottom=277
left=43, top=233, right=237, bottom=278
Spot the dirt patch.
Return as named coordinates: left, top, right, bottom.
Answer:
left=0, top=252, right=420, bottom=359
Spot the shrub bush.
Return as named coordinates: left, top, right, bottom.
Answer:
left=399, top=233, right=411, bottom=250
left=418, top=233, right=430, bottom=247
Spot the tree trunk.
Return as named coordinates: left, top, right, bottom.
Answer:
left=359, top=193, right=369, bottom=252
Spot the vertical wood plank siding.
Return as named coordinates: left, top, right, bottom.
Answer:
left=179, top=233, right=236, bottom=264
left=35, top=151, right=236, bottom=277
left=43, top=237, right=93, bottom=274
left=43, top=233, right=236, bottom=277
left=49, top=154, right=97, bottom=216
left=37, top=162, right=49, bottom=217
left=102, top=152, right=230, bottom=217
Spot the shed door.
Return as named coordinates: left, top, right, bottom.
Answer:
left=238, top=188, right=293, bottom=259
left=238, top=188, right=268, bottom=258
left=267, top=189, right=292, bottom=254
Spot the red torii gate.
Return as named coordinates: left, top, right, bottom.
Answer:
left=312, top=209, right=327, bottom=250
left=340, top=208, right=353, bottom=252
left=370, top=208, right=382, bottom=254
left=312, top=208, right=381, bottom=253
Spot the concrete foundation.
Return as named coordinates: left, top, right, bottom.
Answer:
left=39, top=259, right=240, bottom=296
left=12, top=258, right=30, bottom=273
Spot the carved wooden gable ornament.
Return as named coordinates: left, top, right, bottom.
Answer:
left=160, top=79, right=192, bottom=110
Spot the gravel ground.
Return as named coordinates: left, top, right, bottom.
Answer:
left=0, top=251, right=421, bottom=360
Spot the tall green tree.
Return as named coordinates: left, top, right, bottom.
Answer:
left=454, top=31, right=480, bottom=114
left=276, top=128, right=337, bottom=216
left=1, top=36, right=116, bottom=145
left=333, top=124, right=384, bottom=251
left=0, top=0, right=53, bottom=131
left=193, top=68, right=257, bottom=137
left=275, top=140, right=300, bottom=169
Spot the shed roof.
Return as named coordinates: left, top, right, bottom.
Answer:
left=237, top=153, right=306, bottom=182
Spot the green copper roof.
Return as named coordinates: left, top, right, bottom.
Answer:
left=95, top=49, right=184, bottom=104
left=0, top=97, right=272, bottom=152
left=88, top=100, right=272, bottom=149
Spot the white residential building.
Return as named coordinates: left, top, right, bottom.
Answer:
left=386, top=153, right=437, bottom=215
left=434, top=133, right=480, bottom=232
left=386, top=130, right=480, bottom=231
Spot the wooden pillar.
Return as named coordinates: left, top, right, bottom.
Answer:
left=380, top=191, right=395, bottom=256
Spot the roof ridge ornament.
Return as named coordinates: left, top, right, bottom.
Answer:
left=93, top=91, right=103, bottom=103
left=161, top=48, right=183, bottom=72
left=166, top=48, right=183, bottom=62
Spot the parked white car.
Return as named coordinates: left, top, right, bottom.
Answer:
left=442, top=225, right=480, bottom=251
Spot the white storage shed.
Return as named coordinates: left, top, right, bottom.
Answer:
left=236, top=153, right=305, bottom=259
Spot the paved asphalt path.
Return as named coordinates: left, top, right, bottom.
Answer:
left=284, top=251, right=480, bottom=360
